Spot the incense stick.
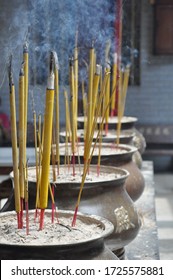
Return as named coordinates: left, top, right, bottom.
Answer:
left=115, top=0, right=123, bottom=115
left=69, top=58, right=76, bottom=176
left=92, top=64, right=101, bottom=124
left=84, top=46, right=95, bottom=163
left=104, top=64, right=111, bottom=135
left=74, top=31, right=78, bottom=143
left=111, top=53, right=118, bottom=116
left=23, top=42, right=29, bottom=163
left=53, top=51, right=60, bottom=175
left=116, top=64, right=130, bottom=145
left=72, top=72, right=110, bottom=226
left=24, top=160, right=29, bottom=235
left=8, top=55, right=21, bottom=229
left=18, top=62, right=25, bottom=228
left=39, top=52, right=55, bottom=230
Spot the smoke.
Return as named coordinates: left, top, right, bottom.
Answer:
left=0, top=0, right=116, bottom=120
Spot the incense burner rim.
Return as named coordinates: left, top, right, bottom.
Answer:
left=0, top=209, right=114, bottom=247
left=10, top=165, right=129, bottom=186
left=77, top=115, right=138, bottom=124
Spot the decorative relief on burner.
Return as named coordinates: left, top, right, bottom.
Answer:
left=114, top=206, right=135, bottom=233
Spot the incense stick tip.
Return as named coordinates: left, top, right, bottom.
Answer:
left=53, top=51, right=59, bottom=70
left=23, top=42, right=28, bottom=53
left=95, top=64, right=101, bottom=75
left=19, top=62, right=24, bottom=76
left=8, top=54, right=14, bottom=88
left=47, top=72, right=55, bottom=90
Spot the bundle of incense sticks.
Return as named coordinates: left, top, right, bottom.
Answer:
left=8, top=55, right=21, bottom=228
left=72, top=68, right=112, bottom=226
left=8, top=45, right=29, bottom=232
left=116, top=64, right=130, bottom=146
left=63, top=38, right=130, bottom=179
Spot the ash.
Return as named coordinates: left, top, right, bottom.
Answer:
left=0, top=211, right=103, bottom=246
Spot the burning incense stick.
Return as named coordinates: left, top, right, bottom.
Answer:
left=116, top=68, right=123, bottom=146
left=64, top=90, right=72, bottom=142
left=33, top=111, right=39, bottom=208
left=23, top=42, right=29, bottom=155
left=104, top=64, right=111, bottom=135
left=111, top=53, right=118, bottom=116
left=69, top=58, right=76, bottom=176
left=121, top=64, right=130, bottom=116
left=92, top=64, right=101, bottom=123
left=116, top=64, right=130, bottom=145
left=84, top=46, right=95, bottom=163
left=74, top=31, right=78, bottom=141
left=64, top=90, right=71, bottom=168
left=39, top=52, right=55, bottom=230
left=115, top=0, right=123, bottom=115
left=53, top=51, right=60, bottom=174
left=18, top=62, right=25, bottom=227
left=82, top=80, right=87, bottom=140
left=8, top=55, right=21, bottom=228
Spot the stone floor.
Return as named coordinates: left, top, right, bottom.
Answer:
left=154, top=172, right=173, bottom=260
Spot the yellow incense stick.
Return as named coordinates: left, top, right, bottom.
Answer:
left=53, top=52, right=60, bottom=169
left=23, top=43, right=29, bottom=154
left=84, top=47, right=94, bottom=161
left=116, top=64, right=130, bottom=146
left=33, top=111, right=39, bottom=208
left=74, top=34, right=78, bottom=141
left=104, top=64, right=111, bottom=125
left=36, top=131, right=55, bottom=208
left=33, top=112, right=38, bottom=182
left=18, top=64, right=25, bottom=200
left=116, top=68, right=123, bottom=146
left=24, top=161, right=29, bottom=203
left=35, top=130, right=42, bottom=208
left=81, top=80, right=87, bottom=140
left=9, top=68, right=20, bottom=214
left=69, top=59, right=76, bottom=156
left=111, top=53, right=118, bottom=115
left=87, top=47, right=94, bottom=135
left=39, top=56, right=55, bottom=210
left=34, top=115, right=42, bottom=209
left=65, top=91, right=72, bottom=142
left=121, top=64, right=130, bottom=117
left=92, top=64, right=101, bottom=122
left=51, top=139, right=56, bottom=182
left=64, top=90, right=69, bottom=166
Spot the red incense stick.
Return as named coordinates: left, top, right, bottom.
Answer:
left=20, top=197, right=24, bottom=228
left=51, top=184, right=55, bottom=223
left=39, top=209, right=45, bottom=230
left=25, top=201, right=29, bottom=235
left=72, top=205, right=78, bottom=227
left=72, top=152, right=75, bottom=176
